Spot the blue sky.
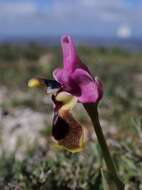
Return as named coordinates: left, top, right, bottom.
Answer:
left=0, top=0, right=142, bottom=38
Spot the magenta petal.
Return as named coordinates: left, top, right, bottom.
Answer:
left=53, top=68, right=63, bottom=84
left=53, top=68, right=71, bottom=91
left=61, top=34, right=78, bottom=71
left=53, top=68, right=81, bottom=95
left=71, top=69, right=103, bottom=103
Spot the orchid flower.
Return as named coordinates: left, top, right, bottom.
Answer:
left=28, top=34, right=124, bottom=189
left=28, top=34, right=102, bottom=152
left=28, top=78, right=85, bottom=153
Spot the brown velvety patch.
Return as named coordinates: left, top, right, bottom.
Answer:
left=56, top=111, right=83, bottom=150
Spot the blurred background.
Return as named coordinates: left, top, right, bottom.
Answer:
left=0, top=0, right=142, bottom=189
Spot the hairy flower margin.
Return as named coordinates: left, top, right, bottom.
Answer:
left=28, top=34, right=103, bottom=153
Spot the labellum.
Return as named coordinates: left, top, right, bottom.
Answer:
left=52, top=93, right=85, bottom=153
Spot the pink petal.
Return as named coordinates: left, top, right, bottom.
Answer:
left=53, top=68, right=63, bottom=84
left=61, top=34, right=78, bottom=71
left=71, top=69, right=103, bottom=103
left=53, top=68, right=81, bottom=95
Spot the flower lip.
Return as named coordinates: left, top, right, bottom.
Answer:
left=53, top=110, right=85, bottom=152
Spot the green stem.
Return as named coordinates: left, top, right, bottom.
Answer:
left=84, top=103, right=124, bottom=189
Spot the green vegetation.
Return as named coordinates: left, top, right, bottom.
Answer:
left=0, top=43, right=142, bottom=189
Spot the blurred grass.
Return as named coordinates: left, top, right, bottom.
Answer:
left=0, top=43, right=142, bottom=189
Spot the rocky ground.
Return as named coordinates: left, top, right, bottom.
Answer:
left=0, top=87, right=52, bottom=158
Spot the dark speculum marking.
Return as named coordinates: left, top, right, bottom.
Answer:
left=52, top=112, right=69, bottom=140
